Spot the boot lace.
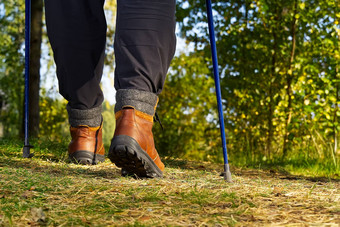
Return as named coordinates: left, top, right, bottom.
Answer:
left=154, top=112, right=164, bottom=130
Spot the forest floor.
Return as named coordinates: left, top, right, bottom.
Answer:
left=0, top=139, right=339, bottom=226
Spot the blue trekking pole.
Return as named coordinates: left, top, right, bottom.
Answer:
left=206, top=0, right=232, bottom=182
left=23, top=0, right=33, bottom=158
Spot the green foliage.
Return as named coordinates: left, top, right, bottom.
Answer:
left=39, top=91, right=68, bottom=141
left=102, top=100, right=115, bottom=147
left=0, top=0, right=25, bottom=137
left=175, top=0, right=339, bottom=167
left=154, top=53, right=223, bottom=162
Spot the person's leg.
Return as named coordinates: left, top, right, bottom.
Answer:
left=45, top=0, right=107, bottom=164
left=109, top=0, right=176, bottom=177
left=114, top=0, right=176, bottom=94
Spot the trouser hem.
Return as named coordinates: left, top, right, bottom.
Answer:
left=67, top=104, right=102, bottom=127
left=115, top=89, right=158, bottom=116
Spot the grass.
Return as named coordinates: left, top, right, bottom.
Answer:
left=230, top=153, right=340, bottom=180
left=0, top=138, right=339, bottom=226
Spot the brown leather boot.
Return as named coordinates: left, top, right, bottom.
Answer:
left=68, top=123, right=105, bottom=165
left=108, top=108, right=164, bottom=178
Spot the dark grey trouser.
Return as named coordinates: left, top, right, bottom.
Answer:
left=45, top=0, right=176, bottom=126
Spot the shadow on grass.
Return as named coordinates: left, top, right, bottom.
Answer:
left=1, top=137, right=339, bottom=183
left=2, top=154, right=340, bottom=183
left=0, top=153, right=122, bottom=181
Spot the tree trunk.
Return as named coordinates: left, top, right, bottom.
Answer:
left=333, top=42, right=339, bottom=165
left=282, top=0, right=297, bottom=159
left=266, top=5, right=281, bottom=160
left=333, top=80, right=339, bottom=165
left=267, top=31, right=277, bottom=160
left=28, top=0, right=43, bottom=137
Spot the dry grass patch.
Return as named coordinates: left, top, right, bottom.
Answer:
left=0, top=140, right=339, bottom=226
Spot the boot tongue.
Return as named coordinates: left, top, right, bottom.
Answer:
left=122, top=106, right=134, bottom=110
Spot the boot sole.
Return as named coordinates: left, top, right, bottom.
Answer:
left=108, top=135, right=163, bottom=178
left=69, top=150, right=105, bottom=165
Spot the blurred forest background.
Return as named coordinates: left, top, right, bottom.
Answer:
left=0, top=0, right=339, bottom=172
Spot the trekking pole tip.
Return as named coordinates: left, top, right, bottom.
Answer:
left=223, top=163, right=232, bottom=183
left=23, top=144, right=34, bottom=158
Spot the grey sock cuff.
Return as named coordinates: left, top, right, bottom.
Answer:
left=115, top=89, right=158, bottom=116
left=67, top=104, right=102, bottom=127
